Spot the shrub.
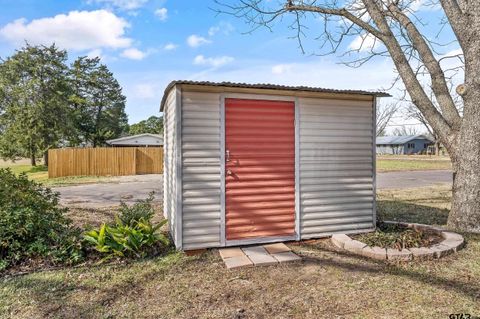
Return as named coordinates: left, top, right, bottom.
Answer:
left=84, top=195, right=168, bottom=259
left=117, top=192, right=155, bottom=226
left=0, top=168, right=83, bottom=270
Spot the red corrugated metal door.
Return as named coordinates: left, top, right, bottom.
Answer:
left=225, top=98, right=295, bottom=241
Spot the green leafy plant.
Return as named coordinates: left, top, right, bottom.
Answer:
left=117, top=192, right=155, bottom=226
left=0, top=168, right=83, bottom=270
left=84, top=195, right=169, bottom=259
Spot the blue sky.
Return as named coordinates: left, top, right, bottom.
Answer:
left=0, top=0, right=460, bottom=128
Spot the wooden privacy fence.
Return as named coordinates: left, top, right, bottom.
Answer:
left=48, top=147, right=163, bottom=178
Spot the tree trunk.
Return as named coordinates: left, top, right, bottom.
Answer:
left=449, top=147, right=480, bottom=232
left=30, top=154, right=36, bottom=166
left=43, top=150, right=49, bottom=167
left=447, top=61, right=480, bottom=232
left=30, top=143, right=36, bottom=167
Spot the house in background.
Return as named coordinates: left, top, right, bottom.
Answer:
left=106, top=133, right=163, bottom=147
left=376, top=135, right=433, bottom=155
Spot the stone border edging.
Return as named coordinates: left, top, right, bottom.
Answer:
left=331, top=222, right=465, bottom=261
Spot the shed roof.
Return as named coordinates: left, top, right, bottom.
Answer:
left=106, top=133, right=163, bottom=146
left=376, top=135, right=433, bottom=145
left=160, top=80, right=391, bottom=111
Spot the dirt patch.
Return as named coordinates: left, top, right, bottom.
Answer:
left=66, top=204, right=164, bottom=228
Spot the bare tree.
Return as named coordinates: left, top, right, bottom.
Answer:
left=219, top=0, right=479, bottom=232
left=405, top=103, right=441, bottom=155
left=392, top=125, right=421, bottom=136
left=376, top=103, right=397, bottom=136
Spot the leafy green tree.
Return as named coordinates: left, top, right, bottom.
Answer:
left=69, top=57, right=128, bottom=147
left=0, top=44, right=71, bottom=166
left=129, top=116, right=163, bottom=135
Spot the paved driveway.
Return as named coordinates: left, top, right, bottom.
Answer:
left=376, top=170, right=452, bottom=189
left=55, top=175, right=163, bottom=208
left=54, top=170, right=453, bottom=208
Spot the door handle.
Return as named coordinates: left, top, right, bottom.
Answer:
left=226, top=150, right=230, bottom=162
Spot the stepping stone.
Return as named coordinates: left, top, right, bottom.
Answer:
left=272, top=251, right=301, bottom=263
left=242, top=246, right=268, bottom=256
left=224, top=255, right=253, bottom=269
left=263, top=243, right=291, bottom=254
left=219, top=247, right=244, bottom=259
left=248, top=253, right=278, bottom=266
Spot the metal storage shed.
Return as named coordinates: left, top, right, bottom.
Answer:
left=160, top=81, right=389, bottom=250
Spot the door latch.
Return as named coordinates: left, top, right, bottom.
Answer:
left=226, top=150, right=230, bottom=162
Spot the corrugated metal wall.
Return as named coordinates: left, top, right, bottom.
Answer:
left=225, top=99, right=295, bottom=241
left=181, top=91, right=222, bottom=249
left=165, top=86, right=377, bottom=250
left=298, top=97, right=375, bottom=238
left=163, top=89, right=178, bottom=244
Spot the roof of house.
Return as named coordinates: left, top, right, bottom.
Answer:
left=376, top=135, right=433, bottom=145
left=160, top=80, right=391, bottom=111
left=106, top=133, right=163, bottom=146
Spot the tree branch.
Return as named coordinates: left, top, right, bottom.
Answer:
left=284, top=3, right=386, bottom=40
left=360, top=0, right=456, bottom=151
left=439, top=0, right=469, bottom=50
left=386, top=3, right=462, bottom=129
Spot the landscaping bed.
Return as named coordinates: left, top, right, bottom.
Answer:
left=333, top=222, right=465, bottom=261
left=0, top=168, right=170, bottom=276
left=354, top=221, right=443, bottom=250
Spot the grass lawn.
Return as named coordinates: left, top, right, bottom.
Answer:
left=1, top=185, right=479, bottom=318
left=377, top=155, right=452, bottom=172
left=0, top=159, right=114, bottom=187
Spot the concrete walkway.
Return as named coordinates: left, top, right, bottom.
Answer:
left=53, top=170, right=453, bottom=208
left=219, top=243, right=301, bottom=269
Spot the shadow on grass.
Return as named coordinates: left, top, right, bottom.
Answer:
left=2, top=251, right=182, bottom=319
left=377, top=199, right=449, bottom=226
left=1, top=201, right=473, bottom=317
left=299, top=232, right=480, bottom=301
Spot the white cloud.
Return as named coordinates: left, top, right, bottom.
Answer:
left=186, top=34, right=211, bottom=48
left=121, top=48, right=147, bottom=60
left=164, top=43, right=177, bottom=50
left=87, top=48, right=103, bottom=59
left=193, top=55, right=234, bottom=68
left=208, top=21, right=234, bottom=36
left=348, top=33, right=381, bottom=52
left=155, top=8, right=168, bottom=21
left=187, top=57, right=394, bottom=95
left=208, top=26, right=220, bottom=37
left=0, top=10, right=132, bottom=51
left=272, top=64, right=293, bottom=75
left=87, top=0, right=148, bottom=10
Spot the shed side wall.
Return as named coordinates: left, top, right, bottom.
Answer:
left=299, top=97, right=375, bottom=238
left=163, top=89, right=178, bottom=245
left=181, top=91, right=222, bottom=249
